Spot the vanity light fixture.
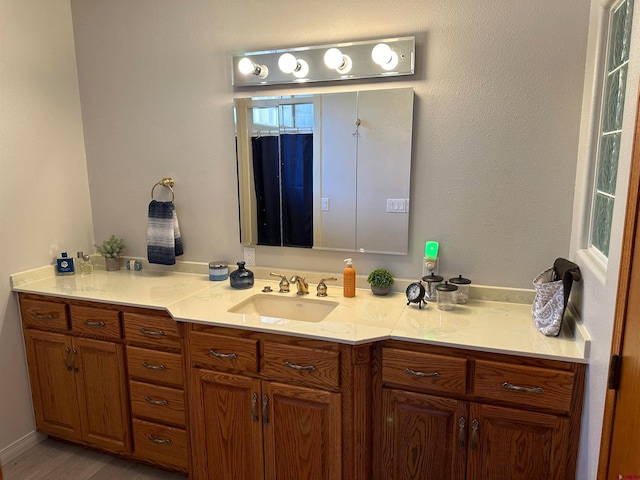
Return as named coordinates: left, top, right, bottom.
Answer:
left=237, top=57, right=269, bottom=79
left=231, top=35, right=415, bottom=86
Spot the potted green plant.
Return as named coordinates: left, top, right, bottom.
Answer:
left=367, top=268, right=394, bottom=296
left=95, top=235, right=125, bottom=271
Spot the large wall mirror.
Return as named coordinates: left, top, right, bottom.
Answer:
left=235, top=87, right=414, bottom=254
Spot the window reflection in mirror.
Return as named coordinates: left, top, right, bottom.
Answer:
left=235, top=88, right=414, bottom=255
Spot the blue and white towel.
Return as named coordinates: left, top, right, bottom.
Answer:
left=147, top=200, right=184, bottom=265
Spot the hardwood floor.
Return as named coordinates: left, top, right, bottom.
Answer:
left=2, top=438, right=187, bottom=480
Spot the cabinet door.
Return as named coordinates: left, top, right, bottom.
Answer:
left=191, top=370, right=263, bottom=480
left=263, top=381, right=342, bottom=480
left=73, top=337, right=131, bottom=453
left=380, top=388, right=467, bottom=480
left=467, top=403, right=569, bottom=480
left=23, top=329, right=81, bottom=441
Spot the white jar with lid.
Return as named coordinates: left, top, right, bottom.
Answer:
left=209, top=262, right=229, bottom=281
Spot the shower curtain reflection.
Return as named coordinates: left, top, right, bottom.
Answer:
left=251, top=133, right=313, bottom=247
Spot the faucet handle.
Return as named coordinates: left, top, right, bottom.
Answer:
left=269, top=273, right=290, bottom=293
left=316, top=277, right=337, bottom=297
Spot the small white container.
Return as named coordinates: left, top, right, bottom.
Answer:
left=209, top=262, right=229, bottom=281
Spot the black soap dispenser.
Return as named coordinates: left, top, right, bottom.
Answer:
left=230, top=261, right=254, bottom=289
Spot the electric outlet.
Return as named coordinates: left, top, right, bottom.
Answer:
left=243, top=247, right=256, bottom=267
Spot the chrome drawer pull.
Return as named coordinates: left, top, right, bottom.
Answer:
left=404, top=367, right=440, bottom=378
left=502, top=382, right=544, bottom=394
left=83, top=320, right=105, bottom=327
left=208, top=350, right=238, bottom=359
left=144, top=396, right=169, bottom=406
left=284, top=361, right=316, bottom=372
left=147, top=435, right=171, bottom=445
left=142, top=362, right=165, bottom=370
left=140, top=328, right=164, bottom=336
left=33, top=313, right=53, bottom=319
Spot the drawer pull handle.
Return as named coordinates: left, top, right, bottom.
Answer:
left=142, top=362, right=165, bottom=370
left=147, top=435, right=171, bottom=445
left=83, top=320, right=105, bottom=327
left=404, top=367, right=440, bottom=378
left=457, top=417, right=466, bottom=449
left=208, top=350, right=238, bottom=360
left=262, top=395, right=269, bottom=425
left=471, top=419, right=479, bottom=451
left=33, top=313, right=53, bottom=320
left=63, top=347, right=72, bottom=372
left=502, top=382, right=544, bottom=394
left=284, top=361, right=316, bottom=372
left=140, top=328, right=164, bottom=336
left=144, top=396, right=169, bottom=406
left=251, top=393, right=259, bottom=422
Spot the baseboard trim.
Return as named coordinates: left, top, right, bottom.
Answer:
left=0, top=431, right=46, bottom=464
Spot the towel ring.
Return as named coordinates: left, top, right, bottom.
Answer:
left=151, top=177, right=175, bottom=201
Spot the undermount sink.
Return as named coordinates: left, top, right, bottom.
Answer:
left=228, top=294, right=338, bottom=322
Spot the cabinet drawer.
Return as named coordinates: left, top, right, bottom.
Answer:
left=20, top=298, right=68, bottom=330
left=132, top=418, right=188, bottom=471
left=262, top=341, right=340, bottom=390
left=130, top=381, right=186, bottom=428
left=189, top=331, right=258, bottom=373
left=382, top=348, right=467, bottom=395
left=124, top=313, right=182, bottom=349
left=127, top=346, right=184, bottom=388
left=473, top=360, right=575, bottom=412
left=70, top=305, right=122, bottom=339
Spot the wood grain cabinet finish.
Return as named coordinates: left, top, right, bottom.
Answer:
left=123, top=310, right=189, bottom=473
left=20, top=295, right=131, bottom=454
left=188, top=324, right=372, bottom=480
left=374, top=342, right=586, bottom=480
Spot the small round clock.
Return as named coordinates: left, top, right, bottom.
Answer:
left=406, top=281, right=427, bottom=309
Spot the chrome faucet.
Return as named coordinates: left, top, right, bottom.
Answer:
left=289, top=275, right=309, bottom=295
left=269, top=273, right=290, bottom=293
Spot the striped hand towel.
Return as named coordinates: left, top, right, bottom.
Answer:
left=147, top=200, right=184, bottom=265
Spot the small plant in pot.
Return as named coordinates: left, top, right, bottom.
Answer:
left=95, top=235, right=125, bottom=271
left=367, top=268, right=394, bottom=296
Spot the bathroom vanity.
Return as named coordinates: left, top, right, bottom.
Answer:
left=11, top=266, right=588, bottom=479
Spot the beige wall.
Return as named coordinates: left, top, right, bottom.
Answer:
left=70, top=0, right=590, bottom=288
left=0, top=0, right=93, bottom=459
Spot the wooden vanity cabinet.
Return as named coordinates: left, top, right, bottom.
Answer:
left=123, top=311, right=189, bottom=472
left=374, top=341, right=585, bottom=480
left=20, top=294, right=130, bottom=454
left=187, top=324, right=372, bottom=480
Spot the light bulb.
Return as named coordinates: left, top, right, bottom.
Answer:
left=371, top=43, right=399, bottom=70
left=278, top=53, right=298, bottom=74
left=292, top=59, right=309, bottom=78
left=324, top=48, right=345, bottom=69
left=238, top=57, right=256, bottom=75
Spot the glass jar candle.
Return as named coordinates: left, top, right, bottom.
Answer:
left=449, top=275, right=472, bottom=304
left=435, top=281, right=458, bottom=310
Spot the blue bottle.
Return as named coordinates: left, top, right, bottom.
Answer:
left=56, top=252, right=75, bottom=275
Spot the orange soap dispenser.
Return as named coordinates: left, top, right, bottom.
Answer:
left=343, top=258, right=356, bottom=297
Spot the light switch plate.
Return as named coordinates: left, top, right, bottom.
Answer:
left=322, top=198, right=330, bottom=211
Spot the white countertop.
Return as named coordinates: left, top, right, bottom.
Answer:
left=10, top=265, right=590, bottom=363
